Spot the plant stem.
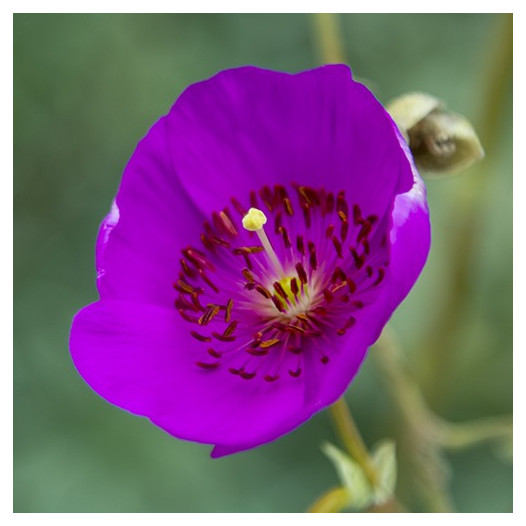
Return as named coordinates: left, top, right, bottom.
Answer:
left=373, top=327, right=455, bottom=512
left=420, top=13, right=513, bottom=403
left=311, top=13, right=346, bottom=64
left=307, top=486, right=351, bottom=513
left=329, top=398, right=378, bottom=486
left=437, top=416, right=512, bottom=451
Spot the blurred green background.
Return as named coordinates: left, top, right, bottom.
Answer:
left=14, top=14, right=512, bottom=512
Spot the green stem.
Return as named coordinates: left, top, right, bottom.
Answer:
left=311, top=13, right=346, bottom=64
left=420, top=13, right=513, bottom=402
left=307, top=486, right=351, bottom=513
left=329, top=398, right=378, bottom=486
left=373, top=328, right=455, bottom=513
left=437, top=416, right=512, bottom=451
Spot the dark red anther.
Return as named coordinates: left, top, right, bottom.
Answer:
left=353, top=204, right=362, bottom=225
left=244, top=282, right=256, bottom=291
left=198, top=305, right=220, bottom=326
left=296, top=235, right=305, bottom=256
left=208, top=348, right=222, bottom=358
left=350, top=300, right=364, bottom=309
left=249, top=190, right=258, bottom=208
left=302, top=204, right=312, bottom=228
left=308, top=241, right=317, bottom=270
left=313, top=306, right=328, bottom=316
left=373, top=267, right=386, bottom=286
left=357, top=220, right=373, bottom=243
left=240, top=370, right=257, bottom=380
left=347, top=278, right=357, bottom=294
left=279, top=226, right=292, bottom=249
left=190, top=331, right=212, bottom=342
left=225, top=298, right=234, bottom=323
left=287, top=345, right=303, bottom=354
left=366, top=265, right=374, bottom=278
left=273, top=281, right=289, bottom=301
left=284, top=324, right=305, bottom=334
left=249, top=335, right=263, bottom=349
left=242, top=268, right=255, bottom=282
left=259, top=338, right=281, bottom=349
left=199, top=269, right=219, bottom=293
left=331, top=266, right=347, bottom=283
left=332, top=236, right=343, bottom=258
left=288, top=368, right=302, bottom=378
left=184, top=247, right=215, bottom=271
left=255, top=285, right=272, bottom=299
left=283, top=197, right=294, bottom=216
left=298, top=185, right=316, bottom=205
left=321, top=356, right=330, bottom=365
left=290, top=277, right=299, bottom=296
left=323, top=289, right=334, bottom=303
left=196, top=361, right=220, bottom=370
left=173, top=279, right=194, bottom=294
left=344, top=316, right=356, bottom=329
left=180, top=258, right=196, bottom=278
left=212, top=331, right=236, bottom=342
left=175, top=294, right=198, bottom=312
left=362, top=239, right=370, bottom=254
left=271, top=295, right=287, bottom=313
left=326, top=224, right=335, bottom=239
left=223, top=320, right=239, bottom=338
left=233, top=246, right=264, bottom=255
left=211, top=236, right=230, bottom=248
left=350, top=247, right=366, bottom=269
left=264, top=374, right=279, bottom=382
left=273, top=184, right=287, bottom=203
left=326, top=192, right=335, bottom=213
left=230, top=196, right=246, bottom=216
left=259, top=185, right=274, bottom=211
left=200, top=233, right=215, bottom=251
left=295, top=262, right=308, bottom=284
left=274, top=211, right=283, bottom=234
left=204, top=221, right=214, bottom=236
left=191, top=291, right=206, bottom=311
left=336, top=191, right=349, bottom=216
left=212, top=211, right=238, bottom=238
left=243, top=253, right=252, bottom=270
left=178, top=309, right=200, bottom=323
left=247, top=347, right=269, bottom=356
left=341, top=219, right=349, bottom=242
left=228, top=367, right=240, bottom=375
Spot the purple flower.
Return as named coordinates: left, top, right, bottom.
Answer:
left=69, top=65, right=430, bottom=457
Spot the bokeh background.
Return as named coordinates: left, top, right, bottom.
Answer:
left=14, top=13, right=512, bottom=512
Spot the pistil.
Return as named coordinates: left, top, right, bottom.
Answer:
left=242, top=207, right=285, bottom=277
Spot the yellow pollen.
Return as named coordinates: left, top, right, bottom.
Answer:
left=242, top=207, right=284, bottom=276
left=242, top=207, right=268, bottom=231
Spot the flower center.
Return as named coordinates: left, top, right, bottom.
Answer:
left=174, top=183, right=389, bottom=382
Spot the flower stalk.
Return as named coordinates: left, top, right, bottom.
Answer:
left=329, top=398, right=378, bottom=487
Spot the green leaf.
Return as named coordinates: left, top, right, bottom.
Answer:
left=370, top=440, right=397, bottom=504
left=321, top=442, right=373, bottom=511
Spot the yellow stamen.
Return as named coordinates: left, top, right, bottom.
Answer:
left=242, top=207, right=284, bottom=276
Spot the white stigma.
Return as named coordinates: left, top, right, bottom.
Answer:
left=242, top=207, right=284, bottom=276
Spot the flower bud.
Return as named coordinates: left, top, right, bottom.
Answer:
left=387, top=92, right=484, bottom=175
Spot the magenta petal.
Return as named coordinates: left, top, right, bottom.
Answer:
left=165, top=65, right=413, bottom=219
left=70, top=300, right=319, bottom=447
